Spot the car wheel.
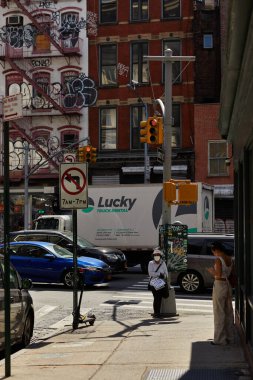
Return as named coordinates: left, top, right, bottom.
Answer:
left=178, top=271, right=203, bottom=293
left=21, top=312, right=34, bottom=347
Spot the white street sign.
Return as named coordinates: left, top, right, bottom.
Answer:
left=63, top=153, right=76, bottom=163
left=60, top=163, right=88, bottom=209
left=3, top=93, right=23, bottom=121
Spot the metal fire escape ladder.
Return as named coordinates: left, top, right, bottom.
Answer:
left=12, top=0, right=65, bottom=56
left=5, top=57, right=67, bottom=115
left=11, top=121, right=59, bottom=171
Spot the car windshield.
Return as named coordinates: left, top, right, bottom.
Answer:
left=62, top=231, right=95, bottom=248
left=52, top=244, right=74, bottom=258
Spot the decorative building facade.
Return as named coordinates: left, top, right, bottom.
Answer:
left=0, top=0, right=91, bottom=230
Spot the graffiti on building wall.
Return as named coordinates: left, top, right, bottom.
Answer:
left=9, top=136, right=63, bottom=172
left=39, top=1, right=56, bottom=9
left=0, top=24, right=37, bottom=48
left=58, top=14, right=86, bottom=47
left=117, top=63, right=129, bottom=77
left=8, top=73, right=97, bottom=110
left=86, top=11, right=98, bottom=36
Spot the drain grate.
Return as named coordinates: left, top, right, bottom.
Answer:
left=145, top=368, right=239, bottom=380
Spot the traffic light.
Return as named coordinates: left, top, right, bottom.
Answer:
left=90, top=146, right=97, bottom=163
left=178, top=183, right=198, bottom=204
left=84, top=145, right=92, bottom=162
left=140, top=120, right=148, bottom=143
left=77, top=147, right=85, bottom=162
left=147, top=116, right=163, bottom=145
left=163, top=181, right=176, bottom=203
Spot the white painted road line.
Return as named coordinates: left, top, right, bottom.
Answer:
left=36, top=305, right=58, bottom=320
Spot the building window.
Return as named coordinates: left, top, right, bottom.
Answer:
left=172, top=104, right=181, bottom=147
left=131, top=42, right=148, bottom=84
left=60, top=12, right=80, bottom=48
left=163, top=40, right=181, bottom=83
left=100, top=108, right=117, bottom=150
left=203, top=33, right=213, bottom=49
left=131, top=105, right=147, bottom=149
left=208, top=141, right=228, bottom=176
left=61, top=131, right=79, bottom=147
left=162, top=0, right=181, bottom=19
left=100, top=44, right=117, bottom=86
left=131, top=0, right=148, bottom=21
left=100, top=0, right=117, bottom=24
left=32, top=72, right=51, bottom=109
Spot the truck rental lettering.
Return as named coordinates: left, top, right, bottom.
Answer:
left=97, top=196, right=136, bottom=212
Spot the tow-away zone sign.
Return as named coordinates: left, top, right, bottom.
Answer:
left=60, top=163, right=88, bottom=209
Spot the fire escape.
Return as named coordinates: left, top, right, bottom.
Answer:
left=0, top=0, right=83, bottom=174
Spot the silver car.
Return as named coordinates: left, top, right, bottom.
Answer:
left=0, top=255, right=34, bottom=351
left=170, top=234, right=234, bottom=293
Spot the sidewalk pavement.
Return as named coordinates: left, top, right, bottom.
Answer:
left=0, top=312, right=252, bottom=380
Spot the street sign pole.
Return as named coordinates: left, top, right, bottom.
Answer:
left=3, top=121, right=11, bottom=377
left=72, top=209, right=78, bottom=329
left=145, top=49, right=195, bottom=315
left=59, top=163, right=88, bottom=329
left=3, top=94, right=23, bottom=378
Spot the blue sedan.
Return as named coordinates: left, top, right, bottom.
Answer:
left=0, top=241, right=112, bottom=288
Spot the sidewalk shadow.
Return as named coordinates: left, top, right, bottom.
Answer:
left=175, top=340, right=247, bottom=380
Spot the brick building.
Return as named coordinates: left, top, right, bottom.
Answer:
left=87, top=0, right=195, bottom=184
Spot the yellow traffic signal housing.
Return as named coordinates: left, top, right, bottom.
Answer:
left=90, top=146, right=97, bottom=163
left=157, top=117, right=163, bottom=144
left=77, top=147, right=85, bottom=162
left=147, top=116, right=163, bottom=145
left=140, top=120, right=148, bottom=143
left=178, top=183, right=198, bottom=204
left=163, top=181, right=176, bottom=203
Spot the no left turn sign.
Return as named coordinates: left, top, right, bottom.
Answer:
left=60, top=163, right=88, bottom=209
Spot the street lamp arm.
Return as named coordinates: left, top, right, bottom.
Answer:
left=154, top=99, right=165, bottom=116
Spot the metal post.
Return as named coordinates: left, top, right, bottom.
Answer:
left=24, top=141, right=29, bottom=229
left=160, top=49, right=177, bottom=315
left=143, top=103, right=150, bottom=183
left=72, top=209, right=78, bottom=329
left=145, top=49, right=195, bottom=315
left=3, top=121, right=11, bottom=377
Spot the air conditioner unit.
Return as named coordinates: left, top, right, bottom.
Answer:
left=6, top=16, right=23, bottom=26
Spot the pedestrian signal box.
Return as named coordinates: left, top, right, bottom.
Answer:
left=178, top=183, right=198, bottom=204
left=163, top=180, right=198, bottom=205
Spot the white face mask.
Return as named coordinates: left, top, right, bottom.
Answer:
left=154, top=255, right=161, bottom=262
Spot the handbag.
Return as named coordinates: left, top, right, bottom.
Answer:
left=149, top=277, right=166, bottom=290
left=148, top=263, right=162, bottom=290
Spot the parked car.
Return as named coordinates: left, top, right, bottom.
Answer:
left=170, top=233, right=234, bottom=293
left=0, top=254, right=34, bottom=351
left=9, top=230, right=127, bottom=273
left=0, top=241, right=112, bottom=288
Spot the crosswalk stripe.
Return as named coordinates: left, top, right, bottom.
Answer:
left=36, top=305, right=58, bottom=320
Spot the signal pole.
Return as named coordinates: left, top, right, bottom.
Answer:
left=145, top=49, right=195, bottom=315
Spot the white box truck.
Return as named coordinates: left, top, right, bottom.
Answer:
left=34, top=183, right=214, bottom=272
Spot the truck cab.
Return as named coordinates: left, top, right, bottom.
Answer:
left=34, top=215, right=72, bottom=231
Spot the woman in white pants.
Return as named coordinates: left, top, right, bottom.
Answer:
left=207, top=241, right=235, bottom=345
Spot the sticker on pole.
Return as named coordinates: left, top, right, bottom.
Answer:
left=60, top=163, right=88, bottom=209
